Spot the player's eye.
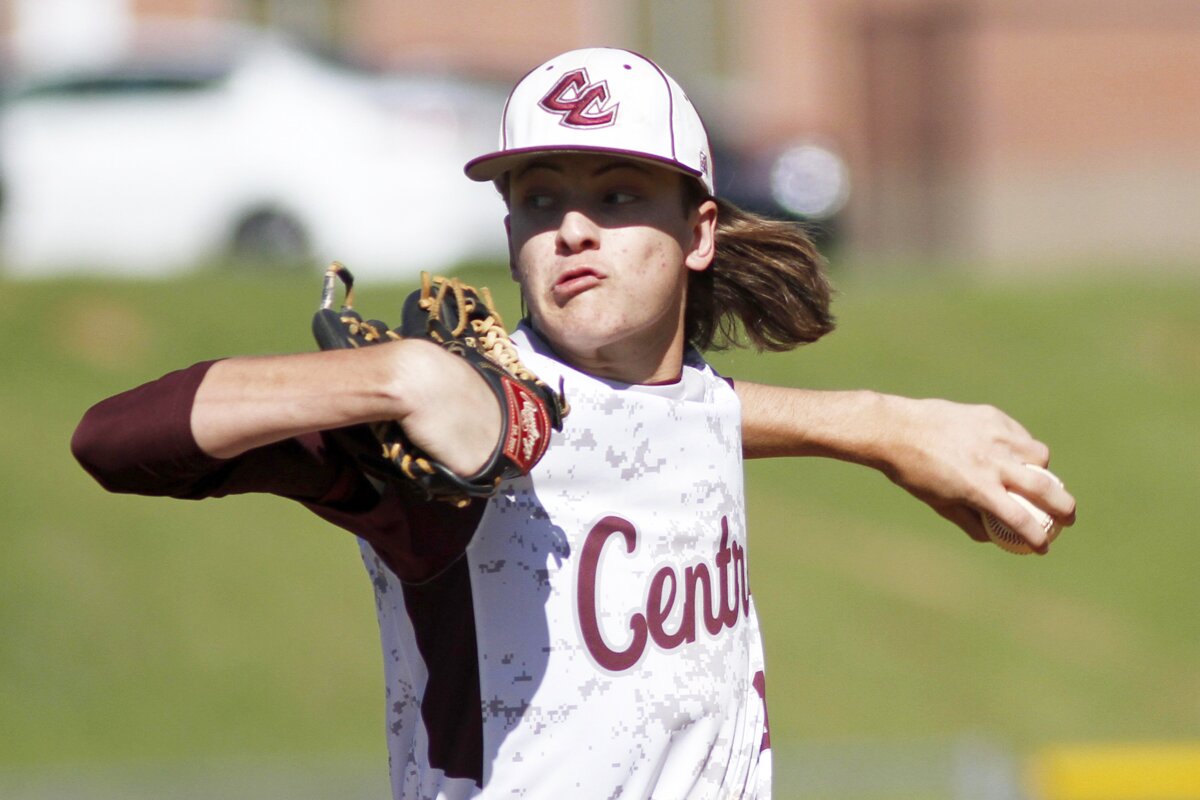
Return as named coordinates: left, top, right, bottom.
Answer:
left=604, top=191, right=638, bottom=206
left=524, top=192, right=557, bottom=211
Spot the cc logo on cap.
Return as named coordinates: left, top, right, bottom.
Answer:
left=538, top=69, right=619, bottom=129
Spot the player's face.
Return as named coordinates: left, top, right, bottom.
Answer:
left=505, top=154, right=716, bottom=384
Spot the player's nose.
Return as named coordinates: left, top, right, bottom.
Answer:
left=555, top=209, right=600, bottom=254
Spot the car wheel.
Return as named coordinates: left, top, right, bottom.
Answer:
left=230, top=208, right=311, bottom=269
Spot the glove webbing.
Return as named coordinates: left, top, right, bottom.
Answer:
left=417, top=273, right=551, bottom=388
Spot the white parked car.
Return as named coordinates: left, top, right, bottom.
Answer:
left=0, top=26, right=510, bottom=279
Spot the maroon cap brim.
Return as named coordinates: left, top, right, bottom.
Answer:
left=464, top=145, right=705, bottom=185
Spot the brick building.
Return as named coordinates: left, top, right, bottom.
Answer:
left=4, top=0, right=1198, bottom=270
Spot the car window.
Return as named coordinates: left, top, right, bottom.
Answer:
left=8, top=69, right=227, bottom=102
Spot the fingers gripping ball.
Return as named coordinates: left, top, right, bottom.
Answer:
left=982, top=464, right=1065, bottom=555
left=312, top=262, right=569, bottom=506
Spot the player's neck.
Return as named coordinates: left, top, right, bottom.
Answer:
left=536, top=322, right=687, bottom=385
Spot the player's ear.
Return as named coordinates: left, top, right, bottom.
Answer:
left=683, top=198, right=718, bottom=273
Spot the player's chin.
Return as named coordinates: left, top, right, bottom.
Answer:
left=534, top=296, right=606, bottom=332
left=535, top=313, right=622, bottom=353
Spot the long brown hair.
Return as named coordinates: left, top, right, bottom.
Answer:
left=687, top=188, right=835, bottom=352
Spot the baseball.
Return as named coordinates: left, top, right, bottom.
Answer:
left=982, top=464, right=1064, bottom=555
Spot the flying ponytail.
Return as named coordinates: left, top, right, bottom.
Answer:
left=686, top=194, right=836, bottom=352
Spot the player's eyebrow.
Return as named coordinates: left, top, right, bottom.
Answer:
left=515, top=159, right=563, bottom=178
left=514, top=158, right=653, bottom=181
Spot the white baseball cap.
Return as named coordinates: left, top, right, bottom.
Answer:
left=465, top=47, right=714, bottom=195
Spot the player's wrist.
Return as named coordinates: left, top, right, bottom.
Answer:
left=374, top=338, right=447, bottom=421
left=861, top=392, right=942, bottom=482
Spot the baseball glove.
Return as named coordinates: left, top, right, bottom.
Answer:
left=312, top=262, right=568, bottom=506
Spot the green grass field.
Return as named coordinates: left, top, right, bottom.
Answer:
left=2, top=265, right=1197, bottom=793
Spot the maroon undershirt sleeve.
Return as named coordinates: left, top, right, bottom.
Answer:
left=73, top=361, right=228, bottom=497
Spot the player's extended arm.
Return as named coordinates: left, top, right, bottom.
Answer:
left=735, top=382, right=1076, bottom=551
left=192, top=339, right=500, bottom=476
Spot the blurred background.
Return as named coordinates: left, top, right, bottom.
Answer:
left=0, top=1, right=1197, bottom=798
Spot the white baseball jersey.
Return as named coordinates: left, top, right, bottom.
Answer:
left=363, top=324, right=772, bottom=799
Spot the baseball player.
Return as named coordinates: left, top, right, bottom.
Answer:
left=72, top=48, right=1074, bottom=799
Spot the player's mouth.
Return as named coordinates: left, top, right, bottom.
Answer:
left=552, top=267, right=604, bottom=304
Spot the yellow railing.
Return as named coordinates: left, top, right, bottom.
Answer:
left=1029, top=743, right=1200, bottom=800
